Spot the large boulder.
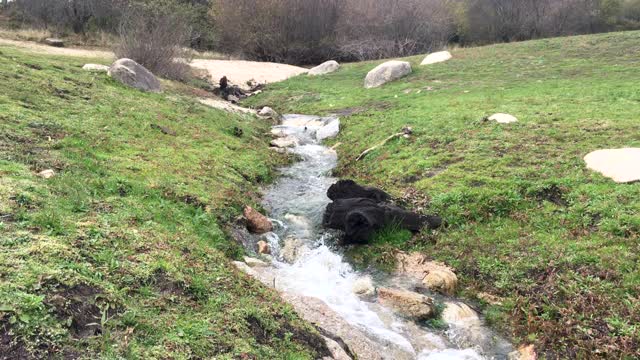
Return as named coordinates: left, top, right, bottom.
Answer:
left=584, top=148, right=640, bottom=183
left=323, top=180, right=441, bottom=244
left=309, top=60, right=340, bottom=76
left=420, top=51, right=452, bottom=65
left=377, top=288, right=435, bottom=321
left=108, top=58, right=161, bottom=93
left=243, top=206, right=273, bottom=234
left=364, top=61, right=412, bottom=88
left=82, top=64, right=110, bottom=72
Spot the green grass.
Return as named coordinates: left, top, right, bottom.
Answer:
left=246, top=31, right=640, bottom=358
left=0, top=46, right=327, bottom=359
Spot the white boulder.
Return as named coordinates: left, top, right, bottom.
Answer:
left=108, top=58, right=161, bottom=93
left=488, top=113, right=518, bottom=124
left=37, top=169, right=56, bottom=179
left=270, top=136, right=299, bottom=148
left=309, top=60, right=340, bottom=76
left=352, top=276, right=375, bottom=296
left=584, top=148, right=640, bottom=183
left=364, top=61, right=412, bottom=89
left=82, top=64, right=110, bottom=72
left=421, top=51, right=452, bottom=65
left=316, top=119, right=340, bottom=141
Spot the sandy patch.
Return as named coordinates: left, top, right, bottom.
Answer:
left=191, top=59, right=307, bottom=89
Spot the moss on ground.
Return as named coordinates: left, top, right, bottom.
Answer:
left=0, top=46, right=325, bottom=359
left=247, top=31, right=640, bottom=358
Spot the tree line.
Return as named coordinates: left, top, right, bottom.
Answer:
left=3, top=0, right=640, bottom=64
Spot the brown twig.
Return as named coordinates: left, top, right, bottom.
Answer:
left=355, top=127, right=413, bottom=161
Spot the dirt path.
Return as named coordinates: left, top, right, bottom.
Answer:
left=0, top=38, right=308, bottom=87
left=0, top=38, right=114, bottom=59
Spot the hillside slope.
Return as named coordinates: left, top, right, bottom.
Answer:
left=0, top=47, right=327, bottom=359
left=247, top=31, right=640, bottom=358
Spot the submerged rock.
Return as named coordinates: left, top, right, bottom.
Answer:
left=282, top=293, right=385, bottom=360
left=309, top=60, right=341, bottom=76
left=421, top=51, right=452, bottom=65
left=378, top=288, right=435, bottom=321
left=281, top=237, right=310, bottom=263
left=316, top=118, right=340, bottom=141
left=257, top=240, right=271, bottom=255
left=108, top=58, right=161, bottom=93
left=395, top=252, right=458, bottom=295
left=352, top=276, right=375, bottom=296
left=584, top=148, right=640, bottom=183
left=364, top=61, right=412, bottom=88
left=243, top=206, right=273, bottom=234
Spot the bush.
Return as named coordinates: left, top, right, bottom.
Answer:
left=114, top=2, right=193, bottom=81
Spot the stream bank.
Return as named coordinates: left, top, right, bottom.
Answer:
left=233, top=113, right=516, bottom=360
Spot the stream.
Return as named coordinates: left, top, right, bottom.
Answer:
left=237, top=114, right=514, bottom=359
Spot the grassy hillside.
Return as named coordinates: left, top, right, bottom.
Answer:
left=247, top=31, right=640, bottom=358
left=0, top=46, right=328, bottom=359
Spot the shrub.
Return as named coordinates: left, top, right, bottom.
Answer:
left=114, top=2, right=194, bottom=81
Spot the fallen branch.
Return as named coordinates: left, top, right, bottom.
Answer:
left=355, top=127, right=413, bottom=161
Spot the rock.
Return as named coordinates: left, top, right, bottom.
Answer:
left=377, top=288, right=435, bottom=321
left=108, top=58, right=161, bottom=93
left=395, top=253, right=458, bottom=295
left=82, top=64, right=109, bottom=72
left=243, top=206, right=273, bottom=234
left=352, top=276, right=375, bottom=296
left=584, top=148, right=640, bottom=183
left=282, top=293, right=385, bottom=360
left=508, top=344, right=537, bottom=360
left=321, top=336, right=352, bottom=360
left=259, top=106, right=280, bottom=120
left=442, top=302, right=480, bottom=325
left=270, top=128, right=288, bottom=138
left=422, top=267, right=458, bottom=296
left=243, top=256, right=268, bottom=267
left=324, top=197, right=441, bottom=244
left=309, top=60, right=340, bottom=76
left=477, top=292, right=504, bottom=306
left=270, top=136, right=299, bottom=148
left=488, top=113, right=518, bottom=124
left=281, top=237, right=310, bottom=263
left=420, top=51, right=452, bottom=65
left=37, top=169, right=56, bottom=179
left=45, top=38, right=64, bottom=47
left=328, top=179, right=390, bottom=202
left=227, top=94, right=240, bottom=103
left=232, top=261, right=257, bottom=276
left=257, top=240, right=271, bottom=255
left=364, top=61, right=412, bottom=89
left=316, top=119, right=340, bottom=141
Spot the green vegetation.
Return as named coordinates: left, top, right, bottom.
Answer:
left=247, top=31, right=640, bottom=358
left=0, top=46, right=327, bottom=359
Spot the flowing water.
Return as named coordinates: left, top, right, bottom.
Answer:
left=244, top=114, right=513, bottom=359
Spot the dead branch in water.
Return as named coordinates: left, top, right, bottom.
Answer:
left=355, top=127, right=413, bottom=161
